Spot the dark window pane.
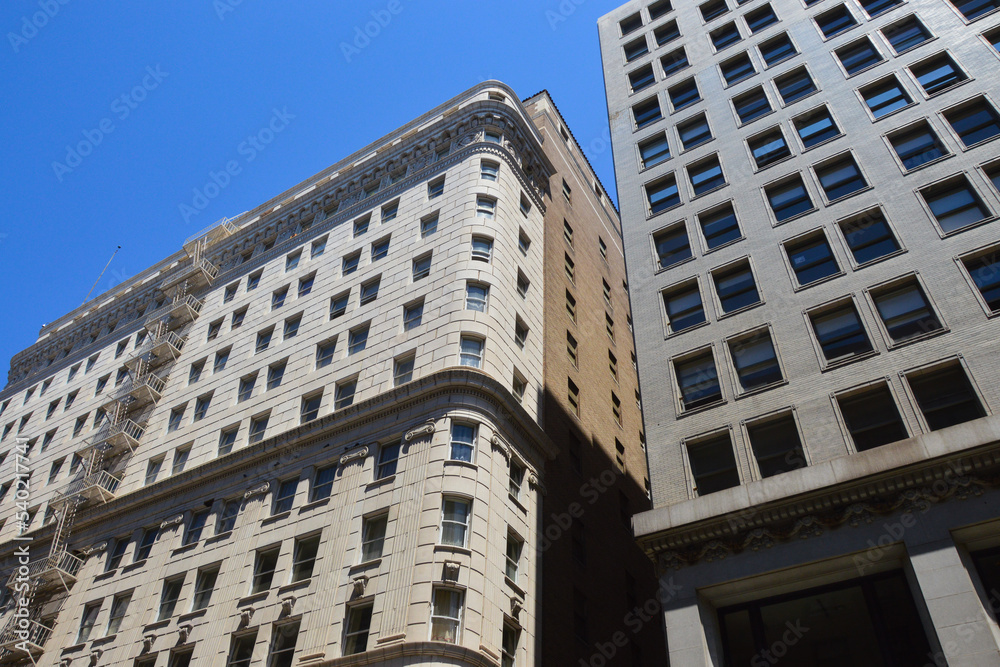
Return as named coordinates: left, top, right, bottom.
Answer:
left=634, top=98, right=663, bottom=128
left=747, top=415, right=806, bottom=477
left=766, top=177, right=813, bottom=221
left=794, top=108, right=840, bottom=147
left=840, top=211, right=899, bottom=264
left=629, top=65, right=656, bottom=92
left=810, top=304, right=873, bottom=360
left=661, top=48, right=689, bottom=76
left=816, top=156, right=867, bottom=200
left=624, top=37, right=649, bottom=62
left=873, top=282, right=942, bottom=341
left=963, top=252, right=1000, bottom=311
left=712, top=23, right=742, bottom=50
left=655, top=20, right=681, bottom=46
left=647, top=176, right=680, bottom=214
left=890, top=124, right=946, bottom=169
left=943, top=99, right=1000, bottom=146
left=837, top=39, right=883, bottom=75
left=911, top=55, right=967, bottom=95
left=669, top=79, right=701, bottom=110
left=664, top=284, right=706, bottom=332
left=776, top=69, right=817, bottom=104
left=882, top=16, right=932, bottom=52
left=721, top=53, right=755, bottom=84
left=749, top=130, right=791, bottom=168
left=734, top=88, right=771, bottom=123
left=746, top=5, right=778, bottom=33
left=859, top=0, right=903, bottom=16
left=714, top=262, right=760, bottom=312
left=701, top=0, right=729, bottom=21
left=786, top=235, right=839, bottom=285
left=699, top=204, right=741, bottom=248
left=909, top=364, right=986, bottom=430
left=950, top=0, right=1000, bottom=20
left=921, top=178, right=990, bottom=232
left=676, top=353, right=722, bottom=409
left=838, top=385, right=908, bottom=450
left=730, top=333, right=782, bottom=390
left=689, top=158, right=726, bottom=194
left=678, top=115, right=712, bottom=148
left=760, top=34, right=796, bottom=65
left=816, top=5, right=857, bottom=38
left=861, top=77, right=911, bottom=118
left=655, top=226, right=693, bottom=268
left=639, top=133, right=671, bottom=168
left=688, top=435, right=740, bottom=495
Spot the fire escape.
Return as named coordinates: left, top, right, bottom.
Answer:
left=0, top=225, right=233, bottom=663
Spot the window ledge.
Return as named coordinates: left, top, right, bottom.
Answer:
left=444, top=460, right=478, bottom=471
left=90, top=634, right=117, bottom=646
left=843, top=60, right=885, bottom=79
left=734, top=379, right=788, bottom=400
left=869, top=101, right=916, bottom=123
left=508, top=493, right=528, bottom=513
left=434, top=544, right=473, bottom=556
left=143, top=619, right=171, bottom=633
left=301, top=497, right=331, bottom=512
left=753, top=154, right=797, bottom=174
left=206, top=530, right=232, bottom=545
left=178, top=608, right=208, bottom=623
left=654, top=255, right=697, bottom=276
left=238, top=591, right=269, bottom=606
left=690, top=183, right=729, bottom=201
left=885, top=327, right=949, bottom=350
left=277, top=579, right=312, bottom=595
left=677, top=398, right=727, bottom=418
left=94, top=570, right=116, bottom=582
left=62, top=643, right=87, bottom=653
left=666, top=320, right=711, bottom=339
left=800, top=132, right=844, bottom=153
left=716, top=300, right=765, bottom=321
left=350, top=558, right=382, bottom=573
left=702, top=236, right=745, bottom=255
left=172, top=543, right=198, bottom=556
left=678, top=138, right=715, bottom=155
left=780, top=89, right=821, bottom=109
left=792, top=270, right=846, bottom=292
left=505, top=577, right=526, bottom=598
left=820, top=348, right=880, bottom=373
left=852, top=247, right=907, bottom=271
left=937, top=216, right=997, bottom=239
left=124, top=559, right=147, bottom=573
left=366, top=475, right=395, bottom=491
left=262, top=510, right=292, bottom=525
left=772, top=207, right=819, bottom=227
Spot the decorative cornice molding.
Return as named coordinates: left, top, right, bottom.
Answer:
left=339, top=445, right=370, bottom=467
left=160, top=514, right=184, bottom=529
left=404, top=420, right=435, bottom=442
left=490, top=434, right=511, bottom=460
left=528, top=473, right=546, bottom=496
left=244, top=481, right=270, bottom=500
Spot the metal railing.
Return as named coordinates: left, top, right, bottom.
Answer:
left=125, top=330, right=186, bottom=367
left=142, top=294, right=204, bottom=327
left=81, top=418, right=145, bottom=452
left=5, top=551, right=83, bottom=590
left=0, top=619, right=52, bottom=652
left=113, top=372, right=166, bottom=402
left=52, top=471, right=121, bottom=506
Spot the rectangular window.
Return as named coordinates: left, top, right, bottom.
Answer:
left=859, top=0, right=902, bottom=15
left=246, top=271, right=262, bottom=291
left=674, top=350, right=723, bottom=410
left=678, top=113, right=712, bottom=149
left=784, top=232, right=839, bottom=285
left=775, top=67, right=817, bottom=104
left=361, top=514, right=388, bottom=561
left=189, top=360, right=205, bottom=384
left=344, top=604, right=374, bottom=656
left=184, top=509, right=209, bottom=545
left=298, top=275, right=314, bottom=298
left=267, top=361, right=286, bottom=390
left=300, top=393, right=322, bottom=423
left=79, top=602, right=102, bottom=642
left=158, top=577, right=184, bottom=620
left=701, top=0, right=729, bottom=21
left=919, top=176, right=991, bottom=233
left=943, top=97, right=1000, bottom=146
left=371, top=237, right=390, bottom=262
left=688, top=155, right=726, bottom=194
left=466, top=282, right=489, bottom=311
left=646, top=174, right=680, bottom=215
left=342, top=251, right=360, bottom=276
left=214, top=348, right=230, bottom=373
left=335, top=378, right=357, bottom=409
left=882, top=15, right=932, bottom=53
left=836, top=38, right=883, bottom=75
left=505, top=532, right=523, bottom=581
left=273, top=479, right=297, bottom=514
left=745, top=4, right=778, bottom=32
left=253, top=547, right=279, bottom=593
left=135, top=527, right=157, bottom=562
left=428, top=177, right=445, bottom=199
left=460, top=336, right=483, bottom=368
left=688, top=433, right=739, bottom=494
left=624, top=36, right=649, bottom=62
left=733, top=87, right=772, bottom=124
left=476, top=196, right=496, bottom=219
left=698, top=202, right=741, bottom=248
left=888, top=122, right=948, bottom=170
left=907, top=362, right=986, bottom=430
left=839, top=209, right=901, bottom=265
left=713, top=259, right=760, bottom=312
left=217, top=500, right=239, bottom=534
left=748, top=128, right=791, bottom=169
left=629, top=64, right=656, bottom=93
left=283, top=314, right=301, bottom=339
left=961, top=249, right=1000, bottom=312
left=223, top=284, right=238, bottom=303
left=816, top=155, right=868, bottom=200
left=311, top=237, right=326, bottom=258
left=793, top=106, right=840, bottom=148
left=267, top=621, right=300, bottom=667
left=816, top=5, right=857, bottom=38
left=329, top=291, right=349, bottom=320
left=193, top=393, right=212, bottom=422
left=711, top=22, right=742, bottom=51
left=728, top=330, right=783, bottom=391
left=421, top=214, right=438, bottom=237
left=227, top=632, right=258, bottom=667
left=567, top=332, right=579, bottom=366
left=910, top=53, right=967, bottom=95
left=285, top=251, right=300, bottom=271
left=311, top=465, right=336, bottom=502
left=721, top=52, right=755, bottom=85
left=633, top=97, right=663, bottom=129
left=403, top=299, right=424, bottom=330
left=440, top=497, right=471, bottom=547
left=450, top=423, right=476, bottom=462
left=359, top=276, right=380, bottom=305
left=765, top=175, right=813, bottom=222
left=106, top=591, right=131, bottom=635
left=376, top=441, right=400, bottom=480
left=809, top=301, right=873, bottom=361
left=248, top=415, right=268, bottom=443
left=394, top=354, right=415, bottom=386
left=661, top=47, right=689, bottom=76
left=145, top=457, right=164, bottom=486
left=481, top=160, right=499, bottom=181
left=638, top=133, right=670, bottom=170
left=747, top=413, right=807, bottom=477
left=219, top=427, right=238, bottom=455
left=663, top=280, right=707, bottom=333
left=192, top=567, right=219, bottom=611
left=231, top=308, right=247, bottom=329
left=668, top=78, right=700, bottom=111
left=271, top=288, right=287, bottom=310
left=759, top=33, right=796, bottom=66
left=860, top=76, right=912, bottom=119
left=509, top=459, right=525, bottom=498
left=172, top=445, right=191, bottom=475
left=871, top=279, right=943, bottom=341
left=348, top=324, right=369, bottom=355
left=353, top=215, right=370, bottom=237
left=167, top=407, right=184, bottom=433
left=837, top=383, right=908, bottom=450
left=654, top=224, right=693, bottom=268
left=291, top=535, right=320, bottom=582
left=950, top=0, right=1000, bottom=21
left=413, top=253, right=432, bottom=280
left=655, top=20, right=681, bottom=46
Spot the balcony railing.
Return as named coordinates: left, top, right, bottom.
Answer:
left=50, top=470, right=121, bottom=509
left=0, top=619, right=53, bottom=658
left=5, top=551, right=83, bottom=593
left=80, top=418, right=145, bottom=456
left=159, top=256, right=220, bottom=292
left=113, top=372, right=166, bottom=408
left=142, top=294, right=204, bottom=332
left=125, top=330, right=186, bottom=370
left=183, top=216, right=240, bottom=254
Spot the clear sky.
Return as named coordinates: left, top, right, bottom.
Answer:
left=0, top=0, right=619, bottom=377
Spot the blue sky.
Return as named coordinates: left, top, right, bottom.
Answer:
left=0, top=0, right=618, bottom=375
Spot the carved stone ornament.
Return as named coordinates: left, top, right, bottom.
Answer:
left=490, top=435, right=511, bottom=460
left=404, top=420, right=435, bottom=442
left=142, top=634, right=156, bottom=651
left=442, top=561, right=461, bottom=581
left=527, top=473, right=547, bottom=496
left=60, top=658, right=73, bottom=667
left=239, top=608, right=254, bottom=627
left=178, top=624, right=192, bottom=643
left=160, top=514, right=184, bottom=529
left=339, top=445, right=370, bottom=466
left=510, top=598, right=523, bottom=617
left=244, top=481, right=270, bottom=500
left=281, top=595, right=296, bottom=615
left=89, top=649, right=103, bottom=666
left=353, top=575, right=369, bottom=597
left=82, top=541, right=108, bottom=557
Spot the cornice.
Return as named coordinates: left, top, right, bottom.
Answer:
left=314, top=640, right=501, bottom=667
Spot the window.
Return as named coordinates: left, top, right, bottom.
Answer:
left=514, top=319, right=528, bottom=349
left=353, top=215, right=370, bottom=237
left=348, top=324, right=369, bottom=355
left=713, top=259, right=760, bottom=312
left=789, top=107, right=839, bottom=150
left=166, top=406, right=184, bottom=433
left=809, top=300, right=873, bottom=361
left=882, top=15, right=932, bottom=53
left=910, top=54, right=967, bottom=96
left=838, top=209, right=901, bottom=265
left=661, top=47, right=689, bottom=76
left=344, top=604, right=374, bottom=656
left=748, top=128, right=791, bottom=169
left=300, top=393, right=322, bottom=423
left=274, top=479, right=297, bottom=514
left=267, top=621, right=300, bottom=667
left=219, top=427, right=238, bottom=455
left=271, top=288, right=287, bottom=310
left=172, top=445, right=191, bottom=475
left=655, top=20, right=681, bottom=47
left=567, top=332, right=579, bottom=366
left=512, top=373, right=527, bottom=402
left=214, top=348, right=230, bottom=373
left=620, top=11, right=643, bottom=34
left=962, top=249, right=1000, bottom=312
left=329, top=291, right=349, bottom=320
left=711, top=22, right=741, bottom=50
left=765, top=175, right=813, bottom=222
left=624, top=36, right=650, bottom=62
left=95, top=375, right=108, bottom=394
left=506, top=532, right=523, bottom=581
left=759, top=33, right=796, bottom=66
left=668, top=78, right=700, bottom=111
left=428, top=177, right=445, bottom=199
left=360, top=514, right=388, bottom=562
left=115, top=339, right=129, bottom=358
left=374, top=437, right=401, bottom=480
left=359, top=277, right=381, bottom=306
left=449, top=423, right=476, bottom=462
left=421, top=213, right=438, bottom=237
left=106, top=537, right=129, bottom=571
left=695, top=202, right=740, bottom=249
left=189, top=360, right=205, bottom=384
left=747, top=414, right=807, bottom=477
left=250, top=548, right=280, bottom=594
left=135, top=527, right=157, bottom=561
left=466, top=282, right=489, bottom=312
left=440, top=496, right=471, bottom=547
left=413, top=253, right=432, bottom=280
left=728, top=329, right=782, bottom=391
left=663, top=280, right=707, bottom=333
left=158, top=577, right=184, bottom=620
left=267, top=360, right=286, bottom=390
left=688, top=155, right=726, bottom=195
left=775, top=67, right=817, bottom=104
left=469, top=237, right=494, bottom=263
left=784, top=232, right=840, bottom=286
left=745, top=4, right=778, bottom=33
left=688, top=433, right=739, bottom=494
left=816, top=5, right=857, bottom=38
left=920, top=176, right=991, bottom=233
left=479, top=160, right=500, bottom=183
left=192, top=566, right=219, bottom=611
left=603, top=279, right=613, bottom=308
left=701, top=0, right=729, bottom=21
left=190, top=394, right=211, bottom=423
left=184, top=509, right=209, bottom=545
left=146, top=457, right=164, bottom=486
left=247, top=270, right=262, bottom=291
left=887, top=122, right=948, bottom=171
left=949, top=0, right=1000, bottom=20
left=907, top=361, right=986, bottom=430
left=403, top=299, right=424, bottom=331
left=629, top=64, right=656, bottom=93
left=606, top=313, right=616, bottom=341
left=460, top=336, right=483, bottom=368
left=103, top=591, right=132, bottom=635
left=485, top=130, right=502, bottom=145
left=298, top=274, right=314, bottom=297
left=78, top=602, right=102, bottom=642
left=871, top=279, right=943, bottom=341
left=654, top=224, right=693, bottom=269
left=646, top=174, right=680, bottom=215
left=231, top=308, right=247, bottom=330
left=650, top=0, right=673, bottom=18
left=342, top=251, right=360, bottom=276
left=206, top=319, right=223, bottom=342
left=836, top=38, right=883, bottom=76
left=285, top=251, right=301, bottom=272
left=858, top=0, right=902, bottom=15
left=566, top=290, right=577, bottom=321
left=291, top=535, right=320, bottom=582
left=311, top=465, right=335, bottom=502
left=721, top=52, right=755, bottom=85
left=633, top=97, right=663, bottom=129
left=249, top=415, right=269, bottom=443
left=227, top=632, right=258, bottom=667
left=509, top=459, right=525, bottom=498
left=476, top=196, right=496, bottom=219
left=943, top=97, right=1000, bottom=147
left=517, top=271, right=530, bottom=298
left=675, top=350, right=722, bottom=410
left=636, top=134, right=670, bottom=172
left=860, top=76, right=913, bottom=119
left=837, top=383, right=908, bottom=450
left=283, top=314, right=301, bottom=340
left=335, top=378, right=357, bottom=409
left=311, top=237, right=327, bottom=258
left=733, top=87, right=771, bottom=125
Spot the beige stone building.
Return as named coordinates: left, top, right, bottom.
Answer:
left=0, top=82, right=661, bottom=667
left=600, top=0, right=1000, bottom=663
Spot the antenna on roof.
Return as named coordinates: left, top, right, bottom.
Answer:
left=82, top=245, right=121, bottom=306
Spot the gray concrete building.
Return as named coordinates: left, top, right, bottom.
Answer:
left=599, top=0, right=1000, bottom=663
left=0, top=82, right=659, bottom=667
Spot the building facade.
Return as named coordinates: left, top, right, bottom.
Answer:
left=599, top=0, right=1000, bottom=663
left=0, top=82, right=660, bottom=667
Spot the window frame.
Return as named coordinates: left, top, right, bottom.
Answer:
left=671, top=345, right=725, bottom=414
left=439, top=496, right=472, bottom=548
left=723, top=325, right=786, bottom=396
left=916, top=173, right=994, bottom=236
left=710, top=256, right=763, bottom=316
left=864, top=273, right=947, bottom=348
left=780, top=228, right=844, bottom=289
left=832, top=379, right=911, bottom=453
left=804, top=295, right=878, bottom=369
left=683, top=428, right=741, bottom=496
left=661, top=277, right=710, bottom=336
left=956, top=241, right=1000, bottom=317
